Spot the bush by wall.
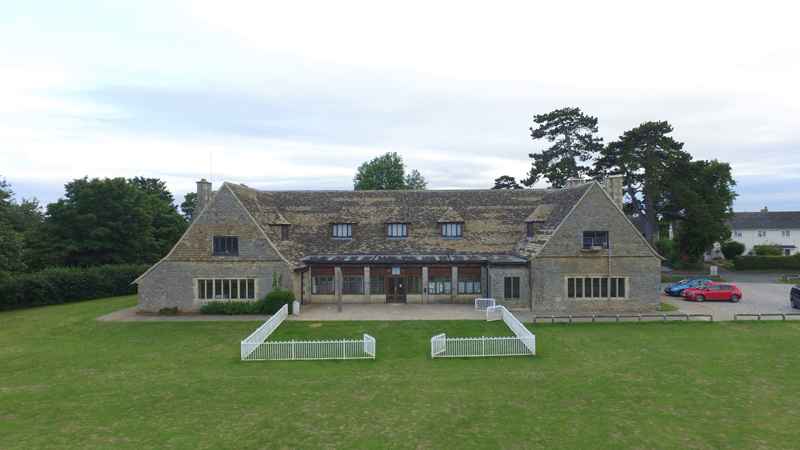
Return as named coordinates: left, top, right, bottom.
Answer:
left=753, top=245, right=783, bottom=256
left=733, top=254, right=800, bottom=271
left=200, top=289, right=296, bottom=315
left=0, top=264, right=148, bottom=311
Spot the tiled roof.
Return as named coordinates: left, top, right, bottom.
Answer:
left=227, top=183, right=592, bottom=267
left=730, top=211, right=800, bottom=230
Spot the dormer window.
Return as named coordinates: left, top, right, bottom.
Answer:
left=582, top=231, right=609, bottom=250
left=332, top=223, right=353, bottom=239
left=213, top=236, right=239, bottom=256
left=387, top=223, right=408, bottom=238
left=441, top=222, right=463, bottom=239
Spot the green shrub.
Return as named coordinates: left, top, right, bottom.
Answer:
left=734, top=254, right=800, bottom=271
left=0, top=264, right=148, bottom=311
left=721, top=241, right=745, bottom=260
left=753, top=245, right=783, bottom=256
left=260, top=289, right=295, bottom=314
left=200, top=301, right=259, bottom=315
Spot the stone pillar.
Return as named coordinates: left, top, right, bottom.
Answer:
left=363, top=266, right=370, bottom=302
left=195, top=178, right=212, bottom=218
left=481, top=265, right=489, bottom=298
left=422, top=266, right=429, bottom=304
left=334, top=266, right=343, bottom=312
left=451, top=266, right=458, bottom=302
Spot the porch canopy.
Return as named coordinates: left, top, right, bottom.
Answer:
left=301, top=254, right=528, bottom=266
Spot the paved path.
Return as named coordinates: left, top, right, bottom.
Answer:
left=718, top=269, right=792, bottom=284
left=664, top=282, right=795, bottom=321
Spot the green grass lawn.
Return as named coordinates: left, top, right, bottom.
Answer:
left=2, top=297, right=800, bottom=449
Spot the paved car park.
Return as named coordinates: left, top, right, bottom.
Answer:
left=663, top=282, right=796, bottom=321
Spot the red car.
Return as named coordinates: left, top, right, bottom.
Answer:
left=683, top=282, right=742, bottom=302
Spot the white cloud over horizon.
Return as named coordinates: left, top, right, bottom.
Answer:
left=1, top=0, right=799, bottom=211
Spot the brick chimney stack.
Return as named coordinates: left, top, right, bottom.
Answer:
left=196, top=179, right=212, bottom=217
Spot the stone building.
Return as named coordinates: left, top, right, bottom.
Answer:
left=135, top=176, right=662, bottom=313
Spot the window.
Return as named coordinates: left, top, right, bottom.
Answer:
left=758, top=230, right=766, bottom=237
left=504, top=277, right=520, bottom=299
left=526, top=222, right=535, bottom=239
left=197, top=278, right=255, bottom=300
left=785, top=248, right=792, bottom=256
left=404, top=275, right=421, bottom=294
left=280, top=225, right=290, bottom=240
left=342, top=275, right=363, bottom=294
left=582, top=231, right=609, bottom=249
left=428, top=276, right=452, bottom=294
left=212, top=236, right=239, bottom=256
left=734, top=231, right=742, bottom=238
left=370, top=275, right=385, bottom=294
left=566, top=277, right=627, bottom=299
left=782, top=230, right=791, bottom=237
left=441, top=222, right=463, bottom=238
left=458, top=276, right=482, bottom=295
left=312, top=275, right=334, bottom=295
left=332, top=223, right=353, bottom=239
left=387, top=223, right=408, bottom=238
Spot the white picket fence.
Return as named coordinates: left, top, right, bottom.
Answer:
left=431, top=305, right=536, bottom=358
left=240, top=304, right=377, bottom=361
left=243, top=334, right=376, bottom=361
left=474, top=297, right=496, bottom=311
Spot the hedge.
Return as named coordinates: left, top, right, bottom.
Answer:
left=733, top=254, right=800, bottom=271
left=201, top=289, right=295, bottom=315
left=0, top=264, right=148, bottom=311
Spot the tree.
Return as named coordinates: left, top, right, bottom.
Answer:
left=353, top=152, right=428, bottom=190
left=522, top=107, right=603, bottom=188
left=592, top=121, right=691, bottom=243
left=721, top=241, right=746, bottom=260
left=0, top=178, right=25, bottom=276
left=662, top=160, right=737, bottom=262
left=492, top=175, right=523, bottom=189
left=404, top=169, right=428, bottom=190
left=181, top=192, right=197, bottom=221
left=39, top=177, right=186, bottom=267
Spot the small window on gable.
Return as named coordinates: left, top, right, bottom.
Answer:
left=332, top=223, right=353, bottom=239
left=526, top=222, right=535, bottom=239
left=441, top=222, right=463, bottom=238
left=582, top=231, right=609, bottom=250
left=387, top=223, right=408, bottom=238
left=212, top=236, right=239, bottom=256
left=280, top=225, right=290, bottom=241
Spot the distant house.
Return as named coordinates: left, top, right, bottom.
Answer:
left=134, top=176, right=662, bottom=314
left=729, top=208, right=800, bottom=256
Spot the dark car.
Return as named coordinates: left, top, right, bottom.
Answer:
left=791, top=285, right=800, bottom=309
left=664, top=278, right=712, bottom=297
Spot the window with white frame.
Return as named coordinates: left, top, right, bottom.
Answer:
left=582, top=231, right=609, bottom=249
left=387, top=223, right=408, bottom=238
left=428, top=276, right=452, bottom=294
left=332, top=223, right=353, bottom=239
left=782, top=230, right=791, bottom=237
left=734, top=231, right=742, bottom=238
left=758, top=230, right=767, bottom=237
left=197, top=278, right=255, bottom=300
left=458, top=275, right=481, bottom=295
left=441, top=222, right=463, bottom=238
left=566, top=276, right=627, bottom=299
left=342, top=274, right=364, bottom=294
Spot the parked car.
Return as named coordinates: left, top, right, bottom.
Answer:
left=791, top=285, right=800, bottom=309
left=664, top=278, right=712, bottom=297
left=683, top=283, right=742, bottom=302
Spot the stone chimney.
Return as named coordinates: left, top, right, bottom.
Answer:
left=600, top=175, right=624, bottom=210
left=564, top=178, right=588, bottom=189
left=196, top=179, right=212, bottom=216
left=761, top=206, right=769, bottom=213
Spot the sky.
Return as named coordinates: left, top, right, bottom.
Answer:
left=1, top=0, right=799, bottom=212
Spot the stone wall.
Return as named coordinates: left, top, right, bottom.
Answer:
left=137, top=260, right=291, bottom=312
left=487, top=266, right=530, bottom=308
